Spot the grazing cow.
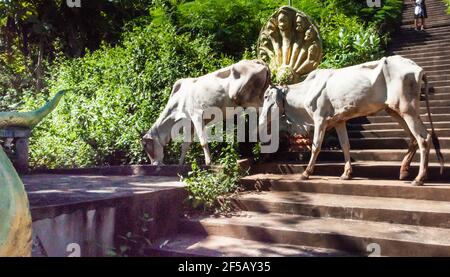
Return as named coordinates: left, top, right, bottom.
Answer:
left=142, top=59, right=271, bottom=165
left=259, top=55, right=444, bottom=186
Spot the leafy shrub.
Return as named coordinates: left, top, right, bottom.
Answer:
left=182, top=143, right=242, bottom=213
left=22, top=11, right=234, bottom=168
left=320, top=15, right=383, bottom=68
left=17, top=0, right=404, bottom=168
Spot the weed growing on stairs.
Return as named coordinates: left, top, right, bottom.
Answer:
left=107, top=213, right=154, bottom=257
left=183, top=143, right=244, bottom=214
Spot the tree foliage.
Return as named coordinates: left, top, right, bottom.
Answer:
left=0, top=0, right=403, bottom=168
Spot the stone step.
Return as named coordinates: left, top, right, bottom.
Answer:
left=400, top=20, right=450, bottom=30
left=356, top=105, right=450, bottom=114
left=397, top=24, right=450, bottom=35
left=427, top=68, right=450, bottom=75
left=421, top=99, right=450, bottom=106
left=179, top=211, right=450, bottom=256
left=398, top=50, right=450, bottom=60
left=402, top=7, right=449, bottom=13
left=410, top=56, right=450, bottom=66
left=391, top=37, right=450, bottom=48
left=424, top=92, right=450, bottom=100
left=402, top=7, right=448, bottom=14
left=394, top=43, right=450, bottom=54
left=428, top=75, right=450, bottom=83
left=347, top=121, right=450, bottom=131
left=316, top=149, right=450, bottom=163
left=345, top=128, right=450, bottom=139
left=393, top=31, right=450, bottom=43
left=349, top=114, right=450, bottom=124
left=415, top=104, right=450, bottom=113
left=402, top=14, right=449, bottom=20
left=403, top=3, right=447, bottom=8
left=402, top=17, right=450, bottom=25
left=237, top=191, right=450, bottom=228
left=344, top=137, right=450, bottom=149
left=393, top=46, right=450, bottom=56
left=416, top=58, right=450, bottom=67
left=145, top=235, right=350, bottom=257
left=429, top=86, right=450, bottom=94
left=246, top=164, right=450, bottom=191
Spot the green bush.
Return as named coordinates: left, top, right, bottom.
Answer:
left=23, top=11, right=234, bottom=168
left=18, top=1, right=403, bottom=168
left=320, top=15, right=383, bottom=68
left=182, top=143, right=242, bottom=213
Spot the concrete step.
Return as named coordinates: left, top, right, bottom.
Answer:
left=403, top=14, right=449, bottom=19
left=393, top=40, right=450, bottom=51
left=422, top=85, right=450, bottom=93
left=402, top=18, right=450, bottom=25
left=179, top=211, right=450, bottom=256
left=427, top=68, right=450, bottom=75
left=394, top=43, right=450, bottom=54
left=402, top=7, right=448, bottom=15
left=393, top=46, right=450, bottom=56
left=243, top=168, right=450, bottom=196
left=400, top=20, right=450, bottom=30
left=348, top=128, right=450, bottom=138
left=420, top=99, right=450, bottom=106
left=316, top=149, right=450, bottom=163
left=237, top=191, right=450, bottom=228
left=349, top=114, right=450, bottom=124
left=420, top=104, right=450, bottom=114
left=341, top=137, right=450, bottom=149
left=391, top=37, right=450, bottom=48
left=396, top=24, right=450, bottom=35
left=347, top=121, right=450, bottom=131
left=145, top=235, right=351, bottom=257
left=398, top=50, right=450, bottom=60
left=416, top=58, right=450, bottom=67
left=424, top=92, right=450, bottom=100
left=410, top=56, right=450, bottom=66
left=428, top=74, right=450, bottom=82
left=370, top=105, right=450, bottom=115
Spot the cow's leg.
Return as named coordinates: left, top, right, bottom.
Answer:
left=386, top=108, right=418, bottom=180
left=192, top=114, right=212, bottom=165
left=179, top=142, right=191, bottom=165
left=402, top=113, right=431, bottom=186
left=179, top=125, right=194, bottom=165
left=335, top=122, right=353, bottom=180
left=300, top=118, right=327, bottom=180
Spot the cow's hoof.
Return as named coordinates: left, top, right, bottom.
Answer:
left=299, top=174, right=310, bottom=180
left=399, top=171, right=409, bottom=180
left=340, top=174, right=353, bottom=180
left=412, top=180, right=424, bottom=186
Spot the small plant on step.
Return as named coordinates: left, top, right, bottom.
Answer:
left=106, top=213, right=154, bottom=257
left=182, top=142, right=244, bottom=214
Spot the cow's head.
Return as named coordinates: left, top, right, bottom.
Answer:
left=259, top=85, right=285, bottom=131
left=141, top=130, right=164, bottom=165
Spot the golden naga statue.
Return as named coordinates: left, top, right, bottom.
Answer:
left=257, top=6, right=323, bottom=84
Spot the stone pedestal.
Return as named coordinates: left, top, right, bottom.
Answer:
left=0, top=128, right=31, bottom=174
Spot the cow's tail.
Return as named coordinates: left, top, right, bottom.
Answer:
left=423, top=74, right=445, bottom=174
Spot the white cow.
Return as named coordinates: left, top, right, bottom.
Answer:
left=259, top=55, right=444, bottom=186
left=142, top=59, right=271, bottom=165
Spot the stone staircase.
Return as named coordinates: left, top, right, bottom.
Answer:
left=147, top=0, right=450, bottom=257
